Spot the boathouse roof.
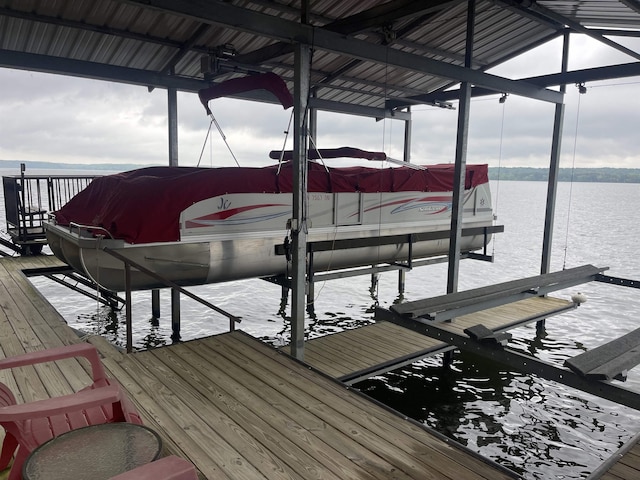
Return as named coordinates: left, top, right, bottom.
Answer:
left=1, top=1, right=640, bottom=117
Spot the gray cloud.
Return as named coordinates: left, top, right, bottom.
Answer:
left=1, top=33, right=639, bottom=169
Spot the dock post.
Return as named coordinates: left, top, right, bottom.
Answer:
left=370, top=270, right=379, bottom=296
left=307, top=249, right=315, bottom=314
left=171, top=288, right=181, bottom=341
left=151, top=289, right=160, bottom=319
left=443, top=350, right=454, bottom=368
left=398, top=270, right=405, bottom=296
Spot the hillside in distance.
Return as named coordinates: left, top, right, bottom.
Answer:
left=1, top=160, right=639, bottom=183
left=488, top=167, right=640, bottom=183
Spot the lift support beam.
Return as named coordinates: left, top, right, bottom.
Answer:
left=376, top=307, right=640, bottom=412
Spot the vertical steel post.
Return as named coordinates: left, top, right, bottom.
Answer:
left=397, top=270, right=405, bottom=297
left=171, top=288, right=181, bottom=341
left=399, top=108, right=412, bottom=296
left=541, top=31, right=569, bottom=275
left=168, top=86, right=179, bottom=167
left=290, top=41, right=311, bottom=361
left=538, top=31, right=569, bottom=333
left=403, top=106, right=412, bottom=164
left=447, top=0, right=475, bottom=295
left=125, top=263, right=133, bottom=353
left=168, top=79, right=180, bottom=333
left=309, top=88, right=318, bottom=142
left=151, top=289, right=160, bottom=318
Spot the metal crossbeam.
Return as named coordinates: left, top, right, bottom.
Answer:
left=377, top=308, right=640, bottom=411
left=391, top=264, right=606, bottom=322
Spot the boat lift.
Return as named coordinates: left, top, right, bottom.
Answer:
left=375, top=264, right=640, bottom=410
left=266, top=224, right=504, bottom=313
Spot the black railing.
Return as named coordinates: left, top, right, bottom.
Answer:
left=2, top=165, right=98, bottom=254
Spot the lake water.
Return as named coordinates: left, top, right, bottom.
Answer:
left=2, top=170, right=640, bottom=479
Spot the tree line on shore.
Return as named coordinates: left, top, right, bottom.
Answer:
left=488, top=167, right=640, bottom=183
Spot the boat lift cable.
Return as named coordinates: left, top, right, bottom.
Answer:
left=196, top=117, right=214, bottom=167
left=563, top=84, right=584, bottom=270
left=492, top=94, right=507, bottom=258
left=209, top=112, right=241, bottom=167
left=276, top=110, right=294, bottom=175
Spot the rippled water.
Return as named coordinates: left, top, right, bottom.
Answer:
left=4, top=171, right=640, bottom=479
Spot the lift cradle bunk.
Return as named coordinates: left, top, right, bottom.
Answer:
left=375, top=264, right=640, bottom=411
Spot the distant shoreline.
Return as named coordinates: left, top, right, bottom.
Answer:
left=1, top=160, right=639, bottom=183
left=488, top=167, right=640, bottom=183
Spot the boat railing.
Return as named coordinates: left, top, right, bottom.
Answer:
left=2, top=165, right=99, bottom=255
left=102, top=247, right=242, bottom=353
left=68, top=222, right=115, bottom=239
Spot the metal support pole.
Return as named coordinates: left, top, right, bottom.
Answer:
left=443, top=350, right=454, bottom=368
left=398, top=269, right=406, bottom=297
left=541, top=31, right=569, bottom=274
left=171, top=288, right=181, bottom=341
left=168, top=85, right=179, bottom=167
left=539, top=31, right=569, bottom=331
left=447, top=0, right=475, bottom=294
left=125, top=263, right=133, bottom=353
left=290, top=41, right=311, bottom=360
left=151, top=289, right=160, bottom=318
left=307, top=249, right=315, bottom=315
left=403, top=106, right=412, bottom=164
left=309, top=88, right=318, bottom=142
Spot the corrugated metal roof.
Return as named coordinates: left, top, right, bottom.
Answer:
left=1, top=0, right=639, bottom=114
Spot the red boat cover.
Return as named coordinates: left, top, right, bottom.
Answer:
left=53, top=162, right=488, bottom=244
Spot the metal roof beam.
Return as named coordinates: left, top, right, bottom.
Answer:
left=232, top=0, right=461, bottom=65
left=0, top=48, right=407, bottom=120
left=0, top=6, right=197, bottom=52
left=129, top=0, right=562, bottom=103
left=0, top=49, right=206, bottom=90
left=618, top=0, right=640, bottom=16
left=160, top=23, right=211, bottom=74
left=387, top=61, right=640, bottom=107
left=308, top=97, right=410, bottom=121
left=592, top=28, right=640, bottom=37
left=501, top=0, right=640, bottom=61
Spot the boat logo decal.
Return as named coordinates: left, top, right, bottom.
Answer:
left=185, top=204, right=289, bottom=228
left=397, top=195, right=452, bottom=215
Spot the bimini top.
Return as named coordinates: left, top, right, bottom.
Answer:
left=53, top=155, right=488, bottom=245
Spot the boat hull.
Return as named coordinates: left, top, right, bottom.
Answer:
left=46, top=219, right=492, bottom=292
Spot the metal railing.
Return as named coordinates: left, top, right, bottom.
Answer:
left=103, top=246, right=242, bottom=353
left=2, top=165, right=98, bottom=254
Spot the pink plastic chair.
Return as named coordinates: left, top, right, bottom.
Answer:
left=0, top=343, right=143, bottom=480
left=108, top=456, right=198, bottom=480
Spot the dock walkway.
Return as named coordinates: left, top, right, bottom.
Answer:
left=287, top=296, right=575, bottom=383
left=0, top=255, right=517, bottom=479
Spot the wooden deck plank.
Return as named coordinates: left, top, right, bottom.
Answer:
left=230, top=332, right=514, bottom=480
left=592, top=434, right=640, bottom=479
left=88, top=336, right=231, bottom=480
left=198, top=335, right=428, bottom=480
left=293, top=296, right=573, bottom=380
left=138, top=344, right=322, bottom=480
left=148, top=340, right=386, bottom=480
left=0, top=262, right=91, bottom=402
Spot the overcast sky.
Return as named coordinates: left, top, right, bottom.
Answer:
left=1, top=34, right=639, bottom=170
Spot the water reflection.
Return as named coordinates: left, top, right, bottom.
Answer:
left=356, top=338, right=638, bottom=479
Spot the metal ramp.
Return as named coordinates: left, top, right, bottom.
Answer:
left=376, top=264, right=640, bottom=412
left=390, top=264, right=608, bottom=322
left=565, top=327, right=640, bottom=381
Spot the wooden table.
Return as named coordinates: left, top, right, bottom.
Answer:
left=22, top=423, right=162, bottom=480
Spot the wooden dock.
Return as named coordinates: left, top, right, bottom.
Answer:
left=0, top=254, right=518, bottom=479
left=284, top=296, right=575, bottom=383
